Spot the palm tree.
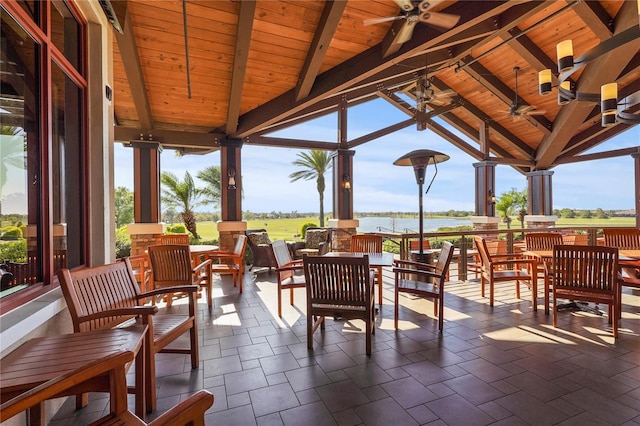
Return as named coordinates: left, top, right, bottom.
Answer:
left=289, top=150, right=332, bottom=227
left=160, top=171, right=204, bottom=239
left=197, top=166, right=222, bottom=209
left=495, top=190, right=516, bottom=229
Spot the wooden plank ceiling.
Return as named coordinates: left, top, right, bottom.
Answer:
left=111, top=0, right=640, bottom=174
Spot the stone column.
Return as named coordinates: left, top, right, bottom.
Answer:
left=328, top=219, right=358, bottom=252
left=634, top=153, right=640, bottom=228
left=333, top=150, right=354, bottom=220
left=473, top=161, right=496, bottom=217
left=525, top=170, right=557, bottom=228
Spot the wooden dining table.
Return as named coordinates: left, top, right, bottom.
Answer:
left=0, top=326, right=147, bottom=425
left=189, top=244, right=219, bottom=264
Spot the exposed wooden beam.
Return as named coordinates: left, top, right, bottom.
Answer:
left=348, top=119, right=415, bottom=148
left=295, top=0, right=347, bottom=101
left=572, top=0, right=613, bottom=41
left=245, top=136, right=338, bottom=151
left=503, top=28, right=557, bottom=79
left=555, top=146, right=640, bottom=165
left=376, top=90, right=416, bottom=116
left=460, top=58, right=553, bottom=135
left=430, top=77, right=534, bottom=159
left=115, top=4, right=153, bottom=129
left=535, top=0, right=639, bottom=169
left=114, top=127, right=222, bottom=151
left=225, top=0, right=256, bottom=135
left=235, top=1, right=514, bottom=137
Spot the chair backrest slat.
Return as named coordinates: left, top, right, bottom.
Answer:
left=160, top=234, right=190, bottom=245
left=526, top=232, right=563, bottom=251
left=350, top=235, right=383, bottom=253
left=603, top=228, right=640, bottom=249
left=58, top=259, right=141, bottom=332
left=553, top=245, right=618, bottom=293
left=148, top=244, right=194, bottom=285
left=303, top=255, right=371, bottom=307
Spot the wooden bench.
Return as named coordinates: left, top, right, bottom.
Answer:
left=1, top=348, right=213, bottom=426
left=302, top=255, right=375, bottom=355
left=58, top=258, right=200, bottom=414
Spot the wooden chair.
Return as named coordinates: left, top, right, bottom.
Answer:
left=160, top=233, right=190, bottom=245
left=525, top=232, right=563, bottom=313
left=552, top=245, right=619, bottom=338
left=290, top=227, right=331, bottom=259
left=603, top=227, right=640, bottom=249
left=208, top=235, right=248, bottom=293
left=147, top=244, right=213, bottom=308
left=58, top=259, right=200, bottom=413
left=562, top=234, right=588, bottom=245
left=468, top=239, right=507, bottom=278
left=393, top=241, right=454, bottom=332
left=270, top=239, right=306, bottom=317
left=351, top=234, right=384, bottom=306
left=0, top=350, right=214, bottom=426
left=127, top=254, right=152, bottom=293
left=303, top=255, right=375, bottom=355
left=473, top=236, right=538, bottom=310
left=408, top=239, right=452, bottom=281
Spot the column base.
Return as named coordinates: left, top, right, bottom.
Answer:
left=216, top=221, right=247, bottom=252
left=328, top=219, right=359, bottom=252
left=524, top=215, right=558, bottom=229
left=127, top=223, right=164, bottom=256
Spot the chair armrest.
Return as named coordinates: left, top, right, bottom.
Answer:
left=393, top=267, right=440, bottom=280
left=193, top=258, right=212, bottom=271
left=79, top=306, right=159, bottom=323
left=148, top=390, right=214, bottom=426
left=140, top=285, right=200, bottom=298
left=393, top=259, right=436, bottom=270
left=208, top=251, right=237, bottom=259
left=490, top=258, right=537, bottom=268
left=289, top=241, right=305, bottom=251
left=276, top=261, right=304, bottom=273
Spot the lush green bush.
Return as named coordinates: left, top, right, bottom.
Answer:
left=1, top=226, right=23, bottom=240
left=115, top=226, right=131, bottom=259
left=166, top=224, right=188, bottom=234
left=299, top=222, right=318, bottom=237
left=0, top=240, right=27, bottom=262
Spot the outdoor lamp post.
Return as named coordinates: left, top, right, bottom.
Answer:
left=394, top=149, right=450, bottom=261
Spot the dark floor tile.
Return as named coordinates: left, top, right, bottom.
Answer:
left=426, top=394, right=495, bottom=426
left=280, top=401, right=337, bottom=426
left=316, top=380, right=370, bottom=413
left=381, top=376, right=439, bottom=409
left=225, top=367, right=268, bottom=395
left=285, top=365, right=332, bottom=392
left=354, top=397, right=419, bottom=425
left=443, top=373, right=505, bottom=406
left=249, top=382, right=300, bottom=417
left=495, top=391, right=569, bottom=425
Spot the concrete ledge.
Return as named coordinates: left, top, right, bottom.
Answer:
left=217, top=221, right=247, bottom=232
left=127, top=222, right=164, bottom=234
left=328, top=219, right=359, bottom=228
left=470, top=216, right=500, bottom=224
left=0, top=287, right=68, bottom=357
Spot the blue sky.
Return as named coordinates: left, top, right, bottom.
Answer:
left=114, top=98, right=638, bottom=213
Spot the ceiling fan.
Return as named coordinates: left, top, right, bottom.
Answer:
left=403, top=76, right=456, bottom=111
left=364, top=0, right=460, bottom=44
left=499, top=67, right=546, bottom=122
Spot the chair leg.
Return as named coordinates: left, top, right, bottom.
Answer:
left=394, top=278, right=399, bottom=329
left=278, top=283, right=283, bottom=317
left=438, top=296, right=444, bottom=332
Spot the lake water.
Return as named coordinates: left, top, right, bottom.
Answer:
left=356, top=217, right=471, bottom=233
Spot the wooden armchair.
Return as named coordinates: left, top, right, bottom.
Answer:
left=160, top=233, right=190, bottom=245
left=351, top=234, right=384, bottom=306
left=303, top=255, right=375, bottom=355
left=246, top=229, right=276, bottom=272
left=147, top=244, right=213, bottom=308
left=473, top=236, right=538, bottom=310
left=552, top=245, right=619, bottom=337
left=0, top=350, right=214, bottom=426
left=58, top=259, right=200, bottom=413
left=128, top=254, right=152, bottom=293
left=208, top=235, right=248, bottom=293
left=270, top=239, right=306, bottom=317
left=393, top=241, right=454, bottom=332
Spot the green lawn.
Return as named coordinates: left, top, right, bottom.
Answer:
left=193, top=215, right=635, bottom=242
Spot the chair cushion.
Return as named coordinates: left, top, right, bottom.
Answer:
left=304, top=229, right=327, bottom=249
left=248, top=231, right=271, bottom=246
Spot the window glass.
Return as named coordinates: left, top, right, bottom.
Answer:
left=0, top=10, right=42, bottom=296
left=50, top=1, right=80, bottom=72
left=51, top=62, right=83, bottom=270
left=16, top=1, right=38, bottom=24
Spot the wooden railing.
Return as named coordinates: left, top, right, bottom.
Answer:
left=374, top=226, right=606, bottom=281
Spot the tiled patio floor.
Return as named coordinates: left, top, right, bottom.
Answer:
left=51, top=265, right=640, bottom=425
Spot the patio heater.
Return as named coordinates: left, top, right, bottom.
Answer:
left=394, top=149, right=450, bottom=263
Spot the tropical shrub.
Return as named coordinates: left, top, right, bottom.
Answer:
left=1, top=226, right=23, bottom=240
left=299, top=222, right=318, bottom=237
left=166, top=224, right=188, bottom=234
left=0, top=240, right=27, bottom=262
left=115, top=226, right=131, bottom=259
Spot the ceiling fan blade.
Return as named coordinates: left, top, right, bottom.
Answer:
left=393, top=0, right=415, bottom=12
left=525, top=110, right=547, bottom=116
left=516, top=105, right=535, bottom=113
left=363, top=15, right=405, bottom=26
left=419, top=11, right=460, bottom=29
left=395, top=19, right=418, bottom=44
left=435, top=89, right=456, bottom=98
